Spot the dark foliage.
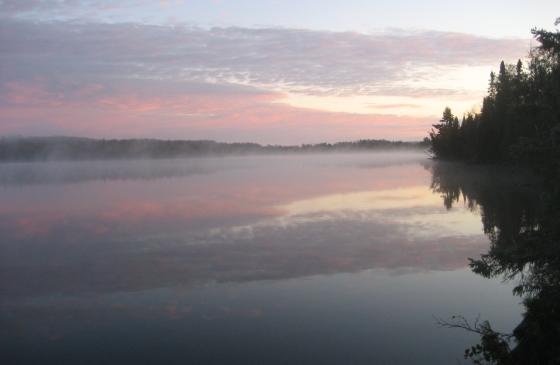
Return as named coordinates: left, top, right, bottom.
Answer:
left=429, top=19, right=560, bottom=364
left=429, top=19, right=560, bottom=176
left=429, top=161, right=560, bottom=364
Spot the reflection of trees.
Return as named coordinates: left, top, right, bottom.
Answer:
left=428, top=162, right=560, bottom=364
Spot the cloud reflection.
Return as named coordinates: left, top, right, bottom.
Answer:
left=0, top=154, right=488, bottom=299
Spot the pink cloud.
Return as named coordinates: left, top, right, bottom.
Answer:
left=0, top=20, right=529, bottom=141
left=2, top=82, right=64, bottom=107
left=0, top=80, right=432, bottom=143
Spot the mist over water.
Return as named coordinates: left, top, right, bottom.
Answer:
left=0, top=152, right=522, bottom=364
left=0, top=151, right=425, bottom=186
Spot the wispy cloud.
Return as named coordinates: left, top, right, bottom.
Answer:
left=0, top=20, right=528, bottom=96
left=0, top=79, right=432, bottom=143
left=0, top=17, right=529, bottom=141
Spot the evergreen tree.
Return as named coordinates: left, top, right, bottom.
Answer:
left=428, top=18, right=560, bottom=172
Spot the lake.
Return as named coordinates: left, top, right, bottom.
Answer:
left=0, top=153, right=524, bottom=364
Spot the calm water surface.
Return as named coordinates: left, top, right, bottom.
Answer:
left=0, top=153, right=522, bottom=364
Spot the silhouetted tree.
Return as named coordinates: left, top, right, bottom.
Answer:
left=429, top=107, right=460, bottom=159
left=428, top=19, right=560, bottom=173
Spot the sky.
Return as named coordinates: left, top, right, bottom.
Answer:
left=0, top=0, right=558, bottom=143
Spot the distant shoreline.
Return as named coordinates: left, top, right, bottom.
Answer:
left=0, top=137, right=429, bottom=162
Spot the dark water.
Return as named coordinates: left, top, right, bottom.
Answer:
left=0, top=153, right=523, bottom=364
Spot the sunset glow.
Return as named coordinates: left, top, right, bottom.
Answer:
left=0, top=1, right=556, bottom=142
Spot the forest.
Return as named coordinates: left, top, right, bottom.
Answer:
left=429, top=20, right=560, bottom=176
left=430, top=19, right=560, bottom=365
left=0, top=137, right=426, bottom=162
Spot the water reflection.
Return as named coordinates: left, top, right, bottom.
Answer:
left=429, top=162, right=560, bottom=364
left=0, top=154, right=522, bottom=364
left=0, top=154, right=489, bottom=298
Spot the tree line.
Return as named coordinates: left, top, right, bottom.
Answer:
left=0, top=136, right=427, bottom=162
left=429, top=19, right=560, bottom=175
